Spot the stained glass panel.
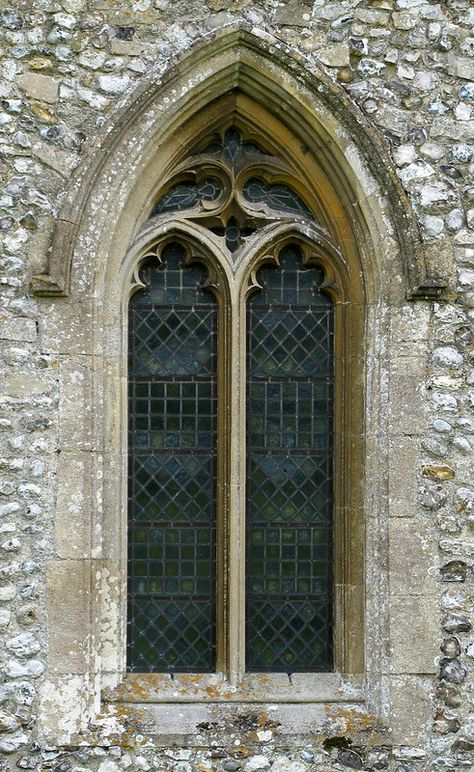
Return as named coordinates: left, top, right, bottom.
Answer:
left=127, top=242, right=217, bottom=672
left=246, top=245, right=334, bottom=671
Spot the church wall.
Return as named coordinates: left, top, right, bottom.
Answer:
left=0, top=1, right=473, bottom=771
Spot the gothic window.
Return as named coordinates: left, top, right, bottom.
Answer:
left=127, top=127, right=344, bottom=677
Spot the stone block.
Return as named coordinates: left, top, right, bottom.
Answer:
left=110, top=39, right=143, bottom=56
left=274, top=7, right=311, bottom=25
left=18, top=72, right=59, bottom=104
left=0, top=316, right=37, bottom=343
left=388, top=435, right=418, bottom=517
left=4, top=372, right=51, bottom=397
left=99, top=559, right=124, bottom=679
left=392, top=12, right=416, bottom=29
left=431, top=117, right=474, bottom=141
left=55, top=451, right=100, bottom=559
left=39, top=300, right=96, bottom=355
left=389, top=675, right=432, bottom=744
left=58, top=354, right=103, bottom=451
left=37, top=674, right=92, bottom=745
left=390, top=595, right=438, bottom=674
left=448, top=54, right=474, bottom=82
left=46, top=560, right=93, bottom=674
left=390, top=305, right=430, bottom=358
left=319, top=44, right=350, bottom=68
left=389, top=358, right=427, bottom=436
left=389, top=518, right=437, bottom=595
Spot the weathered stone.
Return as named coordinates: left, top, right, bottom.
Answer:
left=0, top=586, right=17, bottom=602
left=440, top=637, right=462, bottom=659
left=455, top=487, right=474, bottom=513
left=435, top=681, right=462, bottom=708
left=0, top=731, right=29, bottom=753
left=440, top=561, right=469, bottom=582
left=422, top=215, right=444, bottom=236
left=0, top=609, right=11, bottom=627
left=223, top=761, right=241, bottom=772
left=439, top=658, right=467, bottom=684
left=336, top=750, right=363, bottom=770
left=244, top=756, right=270, bottom=771
left=5, top=632, right=41, bottom=659
left=97, top=762, right=120, bottom=772
left=337, top=67, right=353, bottom=84
left=17, top=756, right=39, bottom=769
left=0, top=710, right=21, bottom=732
left=423, top=465, right=455, bottom=481
left=433, top=708, right=460, bottom=734
left=270, top=757, right=305, bottom=772
left=110, top=39, right=143, bottom=56
left=357, top=58, right=385, bottom=77
left=451, top=738, right=474, bottom=752
left=4, top=659, right=44, bottom=679
left=420, top=182, right=456, bottom=207
left=432, top=347, right=464, bottom=367
left=442, top=613, right=471, bottom=633
left=448, top=54, right=474, bottom=81
left=420, top=484, right=447, bottom=509
left=17, top=72, right=59, bottom=104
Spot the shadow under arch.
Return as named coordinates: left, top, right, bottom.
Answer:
left=30, top=23, right=446, bottom=301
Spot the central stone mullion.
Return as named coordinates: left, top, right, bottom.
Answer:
left=226, top=290, right=247, bottom=684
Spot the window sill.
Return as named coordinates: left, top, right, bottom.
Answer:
left=105, top=671, right=364, bottom=704
left=97, top=673, right=374, bottom=745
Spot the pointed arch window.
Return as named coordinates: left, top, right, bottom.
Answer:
left=126, top=126, right=355, bottom=685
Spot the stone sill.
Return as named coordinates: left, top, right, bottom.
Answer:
left=105, top=671, right=365, bottom=704
left=89, top=698, right=386, bottom=748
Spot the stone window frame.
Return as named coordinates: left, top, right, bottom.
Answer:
left=34, top=27, right=444, bottom=745
left=105, top=115, right=366, bottom=706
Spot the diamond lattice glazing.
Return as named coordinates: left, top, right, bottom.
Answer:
left=127, top=243, right=217, bottom=672
left=246, top=245, right=334, bottom=671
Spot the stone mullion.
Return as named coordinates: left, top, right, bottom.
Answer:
left=226, top=290, right=247, bottom=684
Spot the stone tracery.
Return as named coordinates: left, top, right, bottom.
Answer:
left=149, top=127, right=317, bottom=257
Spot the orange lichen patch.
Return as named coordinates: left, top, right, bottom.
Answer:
left=126, top=677, right=153, bottom=701
left=318, top=706, right=385, bottom=746
left=422, top=465, right=455, bottom=480
left=108, top=672, right=241, bottom=703
left=204, top=684, right=234, bottom=699
left=176, top=674, right=203, bottom=683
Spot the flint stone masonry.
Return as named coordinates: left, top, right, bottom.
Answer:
left=0, top=0, right=473, bottom=769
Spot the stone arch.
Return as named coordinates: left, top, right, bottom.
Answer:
left=31, top=24, right=445, bottom=301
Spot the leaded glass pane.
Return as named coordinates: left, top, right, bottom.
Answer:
left=243, top=178, right=312, bottom=218
left=127, top=242, right=217, bottom=672
left=246, top=245, right=334, bottom=671
left=151, top=178, right=221, bottom=217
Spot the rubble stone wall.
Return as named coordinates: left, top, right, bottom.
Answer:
left=0, top=1, right=473, bottom=771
